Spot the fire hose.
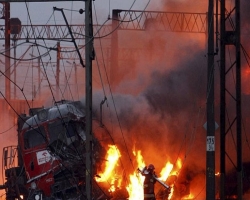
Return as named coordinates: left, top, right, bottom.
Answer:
left=137, top=168, right=171, bottom=190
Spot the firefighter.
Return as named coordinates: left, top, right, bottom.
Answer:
left=141, top=164, right=157, bottom=200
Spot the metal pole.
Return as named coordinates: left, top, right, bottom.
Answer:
left=85, top=0, right=93, bottom=199
left=14, top=37, right=17, bottom=99
left=206, top=0, right=215, bottom=199
left=220, top=0, right=226, bottom=199
left=74, top=62, right=77, bottom=92
left=38, top=57, right=41, bottom=98
left=56, top=42, right=60, bottom=100
left=235, top=0, right=242, bottom=199
left=110, top=10, right=119, bottom=85
left=4, top=2, right=10, bottom=101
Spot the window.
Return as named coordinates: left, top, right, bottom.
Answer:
left=24, top=126, right=46, bottom=149
left=48, top=119, right=67, bottom=143
left=48, top=119, right=86, bottom=145
left=65, top=121, right=76, bottom=138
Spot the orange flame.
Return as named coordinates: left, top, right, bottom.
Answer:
left=126, top=150, right=145, bottom=200
left=97, top=145, right=184, bottom=200
left=183, top=193, right=195, bottom=199
left=159, top=162, right=173, bottom=181
left=96, top=145, right=121, bottom=191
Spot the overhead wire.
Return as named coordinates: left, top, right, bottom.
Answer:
left=92, top=0, right=152, bottom=169
left=24, top=3, right=57, bottom=104
left=0, top=57, right=59, bottom=199
left=223, top=44, right=238, bottom=154
left=0, top=1, right=154, bottom=59
left=214, top=1, right=237, bottom=170
left=167, top=55, right=208, bottom=197
left=93, top=0, right=152, bottom=40
left=93, top=0, right=209, bottom=197
left=81, top=0, right=154, bottom=195
left=29, top=10, right=78, bottom=103
left=164, top=2, right=216, bottom=196
left=52, top=5, right=86, bottom=101
left=0, top=86, right=88, bottom=198
left=0, top=0, right=216, bottom=198
left=0, top=2, right=91, bottom=199
left=22, top=2, right=87, bottom=197
left=65, top=61, right=81, bottom=100
left=51, top=7, right=84, bottom=102
left=94, top=0, right=150, bottom=169
left=21, top=55, right=32, bottom=94
left=0, top=124, right=16, bottom=134
left=92, top=1, right=133, bottom=189
left=217, top=2, right=250, bottom=192
left=39, top=5, right=109, bottom=198
left=0, top=6, right=155, bottom=59
left=60, top=59, right=75, bottom=100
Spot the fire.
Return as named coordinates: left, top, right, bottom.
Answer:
left=96, top=145, right=121, bottom=191
left=170, top=157, right=182, bottom=176
left=97, top=145, right=184, bottom=200
left=126, top=150, right=180, bottom=200
left=166, top=157, right=183, bottom=199
left=159, top=162, right=173, bottom=181
left=126, top=150, right=145, bottom=200
left=183, top=193, right=195, bottom=199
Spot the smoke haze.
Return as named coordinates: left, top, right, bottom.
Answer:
left=1, top=0, right=250, bottom=198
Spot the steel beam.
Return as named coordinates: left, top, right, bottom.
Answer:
left=112, top=9, right=207, bottom=33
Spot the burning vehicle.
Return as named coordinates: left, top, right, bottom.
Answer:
left=0, top=100, right=112, bottom=199
left=0, top=99, right=205, bottom=200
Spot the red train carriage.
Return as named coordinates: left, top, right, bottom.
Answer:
left=1, top=100, right=110, bottom=200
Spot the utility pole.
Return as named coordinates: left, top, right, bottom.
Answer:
left=4, top=2, right=10, bottom=102
left=38, top=57, right=41, bottom=98
left=206, top=0, right=215, bottom=199
left=85, top=0, right=94, bottom=199
left=56, top=42, right=60, bottom=100
left=13, top=36, right=17, bottom=99
left=10, top=17, right=21, bottom=100
left=111, top=10, right=119, bottom=86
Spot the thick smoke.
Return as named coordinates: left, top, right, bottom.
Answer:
left=92, top=0, right=250, bottom=198
left=1, top=0, right=250, bottom=198
left=92, top=6, right=209, bottom=196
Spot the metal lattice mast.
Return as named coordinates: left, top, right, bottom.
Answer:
left=220, top=0, right=242, bottom=199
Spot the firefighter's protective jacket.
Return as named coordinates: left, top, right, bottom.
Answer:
left=141, top=167, right=157, bottom=198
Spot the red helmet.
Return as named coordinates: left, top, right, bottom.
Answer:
left=148, top=164, right=155, bottom=171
